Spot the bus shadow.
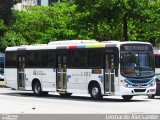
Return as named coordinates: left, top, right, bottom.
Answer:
left=144, top=96, right=160, bottom=100
left=1, top=92, right=149, bottom=103
left=152, top=98, right=160, bottom=100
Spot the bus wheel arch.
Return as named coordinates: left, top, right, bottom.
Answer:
left=88, top=80, right=102, bottom=100
left=32, top=79, right=48, bottom=96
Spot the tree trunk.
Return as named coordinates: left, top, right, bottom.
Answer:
left=123, top=14, right=128, bottom=41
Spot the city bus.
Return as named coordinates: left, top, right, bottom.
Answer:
left=5, top=40, right=156, bottom=100
left=0, top=52, right=5, bottom=81
left=147, top=50, right=160, bottom=98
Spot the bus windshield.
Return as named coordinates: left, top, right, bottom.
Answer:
left=120, top=52, right=154, bottom=78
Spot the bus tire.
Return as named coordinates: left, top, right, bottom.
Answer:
left=148, top=94, right=155, bottom=99
left=33, top=81, right=42, bottom=96
left=59, top=93, right=72, bottom=97
left=89, top=83, right=102, bottom=100
left=122, top=95, right=133, bottom=101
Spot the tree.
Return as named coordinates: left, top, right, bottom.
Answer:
left=125, top=0, right=160, bottom=44
left=74, top=0, right=160, bottom=43
left=74, top=0, right=125, bottom=41
left=1, top=0, right=160, bottom=51
left=0, top=0, right=21, bottom=43
left=0, top=0, right=21, bottom=25
left=0, top=2, right=78, bottom=51
left=0, top=19, right=6, bottom=36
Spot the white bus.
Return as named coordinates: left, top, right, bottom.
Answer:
left=147, top=50, right=160, bottom=98
left=0, top=52, right=5, bottom=81
left=154, top=50, right=160, bottom=74
left=5, top=40, right=156, bottom=100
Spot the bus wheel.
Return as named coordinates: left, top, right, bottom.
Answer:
left=89, top=83, right=102, bottom=100
left=33, top=81, right=42, bottom=96
left=59, top=93, right=72, bottom=97
left=122, top=95, right=133, bottom=101
left=148, top=94, right=155, bottom=99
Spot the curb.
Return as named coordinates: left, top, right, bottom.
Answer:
left=0, top=85, right=8, bottom=88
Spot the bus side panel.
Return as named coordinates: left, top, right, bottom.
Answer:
left=86, top=69, right=104, bottom=95
left=25, top=68, right=56, bottom=91
left=41, top=68, right=56, bottom=91
left=67, top=69, right=88, bottom=94
left=5, top=68, right=17, bottom=89
left=67, top=69, right=104, bottom=94
left=25, top=69, right=40, bottom=90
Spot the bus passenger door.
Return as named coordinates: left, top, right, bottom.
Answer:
left=17, top=55, right=25, bottom=90
left=56, top=54, right=67, bottom=91
left=104, top=51, right=115, bottom=94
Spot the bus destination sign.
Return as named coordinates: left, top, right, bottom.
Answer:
left=121, top=45, right=151, bottom=51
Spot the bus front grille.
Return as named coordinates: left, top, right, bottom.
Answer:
left=134, top=89, right=146, bottom=92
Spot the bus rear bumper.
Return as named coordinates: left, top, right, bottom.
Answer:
left=117, top=86, right=156, bottom=96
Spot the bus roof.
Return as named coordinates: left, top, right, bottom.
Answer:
left=5, top=40, right=152, bottom=51
left=120, top=41, right=151, bottom=45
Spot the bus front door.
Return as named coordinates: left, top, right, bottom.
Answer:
left=104, top=53, right=115, bottom=94
left=56, top=55, right=67, bottom=91
left=18, top=56, right=25, bottom=90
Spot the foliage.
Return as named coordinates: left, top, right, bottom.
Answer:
left=0, top=0, right=160, bottom=51
left=0, top=0, right=21, bottom=25
left=0, top=19, right=6, bottom=36
left=74, top=0, right=126, bottom=41
left=74, top=0, right=160, bottom=42
left=0, top=0, right=22, bottom=51
left=0, top=2, right=78, bottom=51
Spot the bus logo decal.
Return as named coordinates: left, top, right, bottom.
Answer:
left=33, top=70, right=36, bottom=75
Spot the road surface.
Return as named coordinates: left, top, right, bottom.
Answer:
left=0, top=88, right=160, bottom=114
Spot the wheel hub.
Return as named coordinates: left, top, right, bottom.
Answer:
left=92, top=87, right=99, bottom=97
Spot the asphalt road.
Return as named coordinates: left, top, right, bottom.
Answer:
left=0, top=88, right=160, bottom=114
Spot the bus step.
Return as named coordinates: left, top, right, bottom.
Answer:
left=18, top=87, right=25, bottom=90
left=104, top=92, right=114, bottom=95
left=57, top=89, right=67, bottom=93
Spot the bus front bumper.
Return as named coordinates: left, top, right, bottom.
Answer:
left=117, top=86, right=156, bottom=96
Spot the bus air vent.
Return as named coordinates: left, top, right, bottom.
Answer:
left=134, top=89, right=146, bottom=92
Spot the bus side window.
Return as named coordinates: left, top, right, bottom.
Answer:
left=68, top=50, right=87, bottom=68
left=88, top=49, right=103, bottom=68
left=48, top=51, right=56, bottom=68
left=155, top=56, right=160, bottom=68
